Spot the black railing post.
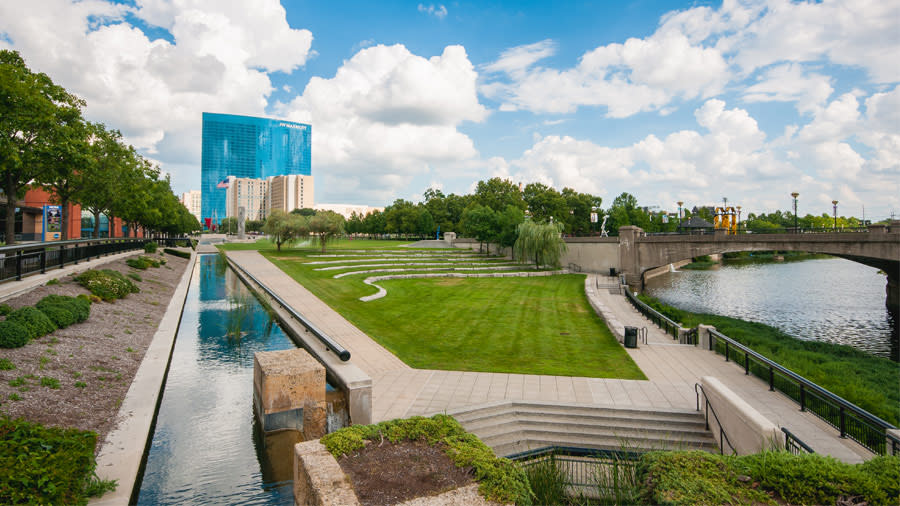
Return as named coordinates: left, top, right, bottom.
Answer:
left=725, top=341, right=729, bottom=362
left=744, top=352, right=749, bottom=375
left=800, top=384, right=806, bottom=411
left=839, top=407, right=846, bottom=438
left=769, top=367, right=774, bottom=391
left=40, top=249, right=46, bottom=274
left=15, top=250, right=22, bottom=281
left=59, top=245, right=65, bottom=269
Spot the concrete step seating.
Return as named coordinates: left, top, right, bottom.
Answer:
left=448, top=400, right=718, bottom=457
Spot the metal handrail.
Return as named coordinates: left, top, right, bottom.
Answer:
left=781, top=427, right=814, bottom=454
left=694, top=383, right=737, bottom=455
left=622, top=286, right=682, bottom=339
left=708, top=328, right=896, bottom=454
left=226, top=256, right=351, bottom=362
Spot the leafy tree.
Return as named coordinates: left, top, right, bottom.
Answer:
left=460, top=204, right=498, bottom=252
left=291, top=207, right=317, bottom=216
left=0, top=50, right=84, bottom=244
left=523, top=183, right=568, bottom=225
left=513, top=220, right=567, bottom=268
left=245, top=219, right=265, bottom=233
left=561, top=187, right=601, bottom=235
left=444, top=193, right=471, bottom=231
left=263, top=210, right=308, bottom=251
left=78, top=125, right=138, bottom=238
left=40, top=118, right=91, bottom=240
left=473, top=177, right=526, bottom=213
left=607, top=192, right=651, bottom=235
left=308, top=210, right=344, bottom=253
left=496, top=204, right=524, bottom=249
left=384, top=199, right=418, bottom=236
left=220, top=217, right=239, bottom=234
left=363, top=210, right=386, bottom=236
left=416, top=208, right=436, bottom=237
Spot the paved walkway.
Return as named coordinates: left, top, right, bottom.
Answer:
left=225, top=251, right=872, bottom=463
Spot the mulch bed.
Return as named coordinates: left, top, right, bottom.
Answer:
left=0, top=252, right=190, bottom=451
left=337, top=439, right=474, bottom=506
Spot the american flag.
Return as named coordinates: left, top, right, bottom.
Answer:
left=216, top=177, right=230, bottom=189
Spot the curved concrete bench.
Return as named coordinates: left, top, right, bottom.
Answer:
left=359, top=269, right=569, bottom=302
left=314, top=260, right=509, bottom=271
left=334, top=264, right=530, bottom=279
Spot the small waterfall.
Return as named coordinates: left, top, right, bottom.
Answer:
left=669, top=263, right=679, bottom=273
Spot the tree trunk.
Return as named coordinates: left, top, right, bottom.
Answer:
left=5, top=176, right=17, bottom=245
left=60, top=197, right=69, bottom=241
left=93, top=210, right=101, bottom=238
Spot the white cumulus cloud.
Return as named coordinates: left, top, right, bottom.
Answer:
left=274, top=44, right=488, bottom=203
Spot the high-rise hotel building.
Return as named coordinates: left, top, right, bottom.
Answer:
left=201, top=112, right=311, bottom=227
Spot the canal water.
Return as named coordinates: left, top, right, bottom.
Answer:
left=644, top=257, right=897, bottom=360
left=136, top=255, right=298, bottom=505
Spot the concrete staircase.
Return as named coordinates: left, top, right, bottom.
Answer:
left=447, top=400, right=719, bottom=458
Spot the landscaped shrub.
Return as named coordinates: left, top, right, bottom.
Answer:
left=0, top=321, right=29, bottom=348
left=0, top=417, right=116, bottom=504
left=5, top=307, right=57, bottom=340
left=36, top=304, right=77, bottom=328
left=125, top=256, right=160, bottom=270
left=321, top=414, right=532, bottom=505
left=127, top=272, right=142, bottom=282
left=639, top=450, right=900, bottom=506
left=74, top=269, right=139, bottom=302
left=163, top=248, right=191, bottom=259
left=143, top=241, right=158, bottom=253
left=0, top=358, right=14, bottom=370
left=37, top=295, right=91, bottom=324
left=0, top=304, right=11, bottom=316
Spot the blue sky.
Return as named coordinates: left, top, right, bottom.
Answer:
left=1, top=0, right=898, bottom=219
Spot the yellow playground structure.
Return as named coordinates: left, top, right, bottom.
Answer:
left=714, top=207, right=739, bottom=234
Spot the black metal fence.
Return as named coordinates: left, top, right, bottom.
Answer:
left=0, top=237, right=193, bottom=284
left=708, top=328, right=897, bottom=455
left=508, top=446, right=641, bottom=490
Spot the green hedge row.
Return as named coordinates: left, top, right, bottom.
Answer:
left=0, top=417, right=116, bottom=504
left=143, top=241, right=158, bottom=253
left=163, top=248, right=191, bottom=259
left=0, top=295, right=92, bottom=348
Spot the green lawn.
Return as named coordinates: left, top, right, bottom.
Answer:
left=221, top=239, right=644, bottom=379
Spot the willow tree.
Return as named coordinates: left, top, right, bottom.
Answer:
left=513, top=220, right=567, bottom=268
left=309, top=210, right=344, bottom=253
left=263, top=210, right=309, bottom=251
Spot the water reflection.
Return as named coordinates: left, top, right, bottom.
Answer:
left=644, top=257, right=898, bottom=361
left=136, top=255, right=297, bottom=505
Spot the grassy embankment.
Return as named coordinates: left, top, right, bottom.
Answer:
left=639, top=294, right=900, bottom=426
left=221, top=239, right=645, bottom=379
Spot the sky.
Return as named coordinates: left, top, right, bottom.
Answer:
left=1, top=0, right=898, bottom=219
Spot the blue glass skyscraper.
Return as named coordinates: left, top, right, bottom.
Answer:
left=200, top=112, right=311, bottom=227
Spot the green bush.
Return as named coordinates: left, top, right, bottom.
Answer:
left=127, top=272, right=142, bottom=282
left=0, top=358, right=15, bottom=370
left=74, top=270, right=139, bottom=302
left=321, top=414, right=532, bottom=505
left=40, top=376, right=60, bottom=389
left=637, top=294, right=686, bottom=323
left=0, top=304, right=11, bottom=316
left=6, top=307, right=57, bottom=340
left=0, top=417, right=116, bottom=504
left=143, top=241, right=158, bottom=253
left=0, top=322, right=26, bottom=349
left=640, top=450, right=900, bottom=506
left=163, top=248, right=191, bottom=259
left=37, top=295, right=91, bottom=324
left=36, top=304, right=76, bottom=328
left=125, top=256, right=160, bottom=270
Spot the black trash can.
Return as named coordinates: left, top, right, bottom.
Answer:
left=609, top=267, right=616, bottom=276
left=624, top=326, right=638, bottom=348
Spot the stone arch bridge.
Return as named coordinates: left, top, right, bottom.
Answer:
left=615, top=224, right=900, bottom=312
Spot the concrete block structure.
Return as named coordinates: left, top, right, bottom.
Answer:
left=253, top=349, right=327, bottom=436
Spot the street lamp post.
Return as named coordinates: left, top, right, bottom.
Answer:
left=791, top=192, right=799, bottom=233
left=736, top=206, right=742, bottom=233
left=677, top=201, right=683, bottom=229
left=832, top=200, right=839, bottom=231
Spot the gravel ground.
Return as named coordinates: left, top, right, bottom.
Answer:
left=0, top=252, right=190, bottom=452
